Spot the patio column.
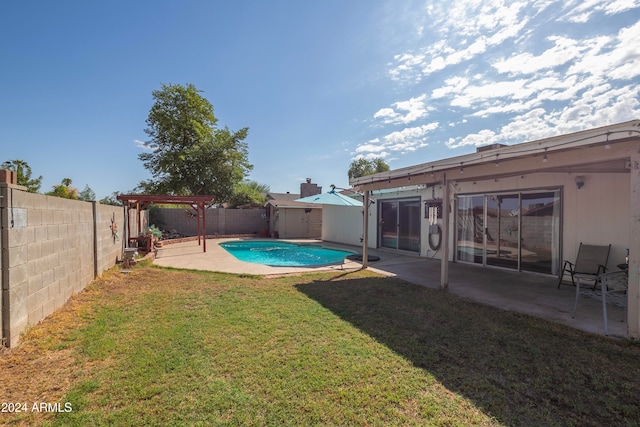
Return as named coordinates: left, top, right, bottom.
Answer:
left=628, top=153, right=640, bottom=338
left=440, top=173, right=449, bottom=290
left=362, top=190, right=369, bottom=269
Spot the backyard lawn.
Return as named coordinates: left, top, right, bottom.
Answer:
left=1, top=262, right=639, bottom=426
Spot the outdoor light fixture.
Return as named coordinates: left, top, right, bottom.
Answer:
left=459, top=162, right=464, bottom=174
left=575, top=176, right=585, bottom=189
left=495, top=154, right=499, bottom=167
left=543, top=148, right=548, bottom=163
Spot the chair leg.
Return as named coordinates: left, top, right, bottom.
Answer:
left=557, top=265, right=576, bottom=289
left=572, top=279, right=581, bottom=318
left=602, top=290, right=609, bottom=336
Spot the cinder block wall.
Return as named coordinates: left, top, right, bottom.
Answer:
left=1, top=184, right=125, bottom=347
left=156, top=208, right=267, bottom=237
left=95, top=203, right=126, bottom=275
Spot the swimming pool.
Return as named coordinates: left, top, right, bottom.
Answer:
left=220, top=241, right=353, bottom=267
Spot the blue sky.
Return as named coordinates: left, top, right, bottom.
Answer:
left=1, top=1, right=639, bottom=200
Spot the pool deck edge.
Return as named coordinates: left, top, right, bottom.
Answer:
left=152, top=238, right=363, bottom=276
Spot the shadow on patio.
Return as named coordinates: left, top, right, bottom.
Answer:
left=321, top=243, right=627, bottom=338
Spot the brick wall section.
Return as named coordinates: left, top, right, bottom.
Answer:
left=156, top=208, right=268, bottom=237
left=1, top=184, right=127, bottom=347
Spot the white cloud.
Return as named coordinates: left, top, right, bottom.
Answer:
left=561, top=0, right=640, bottom=22
left=447, top=128, right=498, bottom=149
left=493, top=36, right=584, bottom=75
left=355, top=143, right=388, bottom=153
left=353, top=122, right=438, bottom=158
left=353, top=151, right=390, bottom=160
left=369, top=0, right=640, bottom=162
left=133, top=139, right=153, bottom=150
left=373, top=94, right=429, bottom=125
left=389, top=0, right=534, bottom=82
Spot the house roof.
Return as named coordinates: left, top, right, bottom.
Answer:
left=351, top=120, right=640, bottom=190
left=266, top=192, right=300, bottom=201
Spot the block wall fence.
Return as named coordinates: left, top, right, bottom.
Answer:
left=0, top=182, right=142, bottom=348
left=156, top=207, right=268, bottom=237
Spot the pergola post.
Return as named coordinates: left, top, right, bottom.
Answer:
left=202, top=202, right=207, bottom=252
left=194, top=204, right=201, bottom=247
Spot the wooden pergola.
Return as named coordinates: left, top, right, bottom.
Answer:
left=117, top=194, right=216, bottom=252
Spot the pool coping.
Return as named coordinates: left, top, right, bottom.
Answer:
left=152, top=237, right=363, bottom=276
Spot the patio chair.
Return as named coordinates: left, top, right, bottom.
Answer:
left=557, top=242, right=610, bottom=289
left=572, top=270, right=628, bottom=336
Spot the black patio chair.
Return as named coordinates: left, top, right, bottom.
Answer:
left=557, top=242, right=611, bottom=289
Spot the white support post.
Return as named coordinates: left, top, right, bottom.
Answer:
left=628, top=154, right=640, bottom=338
left=440, top=173, right=449, bottom=290
left=362, top=190, right=369, bottom=269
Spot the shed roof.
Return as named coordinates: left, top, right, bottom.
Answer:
left=265, top=199, right=322, bottom=209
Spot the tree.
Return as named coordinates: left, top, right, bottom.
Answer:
left=46, top=178, right=78, bottom=199
left=138, top=83, right=252, bottom=202
left=99, top=192, right=124, bottom=206
left=78, top=185, right=96, bottom=201
left=228, top=180, right=270, bottom=208
left=1, top=159, right=42, bottom=192
left=348, top=158, right=390, bottom=179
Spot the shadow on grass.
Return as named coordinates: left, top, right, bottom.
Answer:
left=296, top=274, right=640, bottom=426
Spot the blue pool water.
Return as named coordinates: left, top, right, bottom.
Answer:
left=220, top=241, right=353, bottom=267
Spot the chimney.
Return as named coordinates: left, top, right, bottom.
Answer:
left=0, top=169, right=17, bottom=185
left=300, top=178, right=322, bottom=198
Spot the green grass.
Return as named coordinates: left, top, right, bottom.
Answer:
left=2, top=265, right=639, bottom=426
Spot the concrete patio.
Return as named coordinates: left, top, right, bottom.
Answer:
left=152, top=238, right=628, bottom=338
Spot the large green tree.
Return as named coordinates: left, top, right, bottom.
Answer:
left=1, top=159, right=42, bottom=192
left=138, top=83, right=252, bottom=202
left=228, top=180, right=270, bottom=208
left=348, top=158, right=390, bottom=179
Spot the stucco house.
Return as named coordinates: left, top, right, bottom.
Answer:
left=338, top=120, right=640, bottom=338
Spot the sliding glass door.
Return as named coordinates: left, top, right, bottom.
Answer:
left=456, top=195, right=484, bottom=264
left=456, top=190, right=561, bottom=275
left=486, top=194, right=519, bottom=270
left=380, top=200, right=398, bottom=249
left=520, top=191, right=561, bottom=274
left=379, top=199, right=420, bottom=253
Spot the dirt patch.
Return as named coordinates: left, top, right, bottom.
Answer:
left=0, top=267, right=142, bottom=424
